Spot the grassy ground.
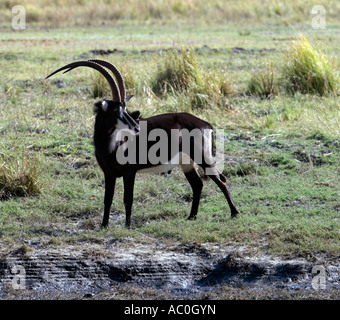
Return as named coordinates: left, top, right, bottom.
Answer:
left=0, top=1, right=339, bottom=299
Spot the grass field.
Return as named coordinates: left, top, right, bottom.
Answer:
left=0, top=0, right=339, bottom=299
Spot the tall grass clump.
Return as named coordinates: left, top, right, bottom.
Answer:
left=152, top=48, right=235, bottom=110
left=152, top=48, right=201, bottom=96
left=189, top=72, right=236, bottom=109
left=246, top=63, right=278, bottom=99
left=283, top=35, right=337, bottom=96
left=0, top=152, right=45, bottom=199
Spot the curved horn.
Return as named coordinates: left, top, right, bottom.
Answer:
left=45, top=60, right=121, bottom=102
left=89, top=59, right=126, bottom=102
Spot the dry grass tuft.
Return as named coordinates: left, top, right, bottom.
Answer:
left=246, top=63, right=278, bottom=99
left=283, top=36, right=338, bottom=96
left=152, top=47, right=235, bottom=110
left=0, top=151, right=45, bottom=199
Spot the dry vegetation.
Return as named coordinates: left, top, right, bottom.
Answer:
left=283, top=35, right=337, bottom=95
left=1, top=0, right=340, bottom=27
left=0, top=151, right=45, bottom=199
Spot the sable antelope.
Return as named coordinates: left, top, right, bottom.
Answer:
left=46, top=59, right=240, bottom=227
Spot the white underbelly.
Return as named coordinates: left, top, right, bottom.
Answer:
left=137, top=163, right=178, bottom=174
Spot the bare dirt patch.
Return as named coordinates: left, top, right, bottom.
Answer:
left=1, top=239, right=339, bottom=300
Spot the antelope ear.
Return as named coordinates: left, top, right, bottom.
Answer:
left=129, top=110, right=140, bottom=120
left=94, top=100, right=109, bottom=113
left=125, top=95, right=133, bottom=103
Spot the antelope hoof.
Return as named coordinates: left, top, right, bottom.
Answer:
left=231, top=211, right=240, bottom=218
left=187, top=215, right=197, bottom=221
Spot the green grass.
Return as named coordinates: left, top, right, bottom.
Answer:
left=132, top=133, right=339, bottom=256
left=0, top=18, right=339, bottom=261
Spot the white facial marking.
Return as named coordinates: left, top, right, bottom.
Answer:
left=101, top=100, right=108, bottom=112
left=116, top=119, right=129, bottom=130
left=108, top=120, right=130, bottom=152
